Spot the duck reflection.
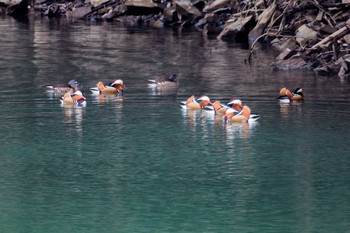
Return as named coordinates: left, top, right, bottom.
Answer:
left=181, top=108, right=206, bottom=129
left=91, top=94, right=124, bottom=106
left=225, top=121, right=258, bottom=140
left=148, top=86, right=178, bottom=96
left=279, top=101, right=304, bottom=118
left=61, top=105, right=85, bottom=132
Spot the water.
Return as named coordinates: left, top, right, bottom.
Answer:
left=1, top=16, right=350, bottom=233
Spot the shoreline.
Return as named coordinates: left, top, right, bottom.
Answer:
left=1, top=0, right=350, bottom=78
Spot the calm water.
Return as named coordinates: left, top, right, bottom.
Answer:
left=1, top=16, right=350, bottom=233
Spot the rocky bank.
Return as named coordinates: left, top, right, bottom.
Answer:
left=1, top=0, right=350, bottom=78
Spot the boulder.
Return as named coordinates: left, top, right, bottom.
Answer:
left=217, top=15, right=253, bottom=39
left=295, top=24, right=318, bottom=47
left=66, top=5, right=92, bottom=18
left=175, top=0, right=202, bottom=18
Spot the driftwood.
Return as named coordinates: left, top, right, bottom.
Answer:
left=243, top=0, right=350, bottom=77
left=311, top=19, right=350, bottom=49
left=248, top=2, right=276, bottom=44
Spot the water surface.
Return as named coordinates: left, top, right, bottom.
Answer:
left=0, top=16, right=350, bottom=233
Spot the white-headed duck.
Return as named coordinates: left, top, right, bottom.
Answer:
left=278, top=87, right=304, bottom=103
left=90, top=79, right=125, bottom=96
left=180, top=95, right=211, bottom=110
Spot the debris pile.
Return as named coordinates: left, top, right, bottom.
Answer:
left=1, top=0, right=350, bottom=77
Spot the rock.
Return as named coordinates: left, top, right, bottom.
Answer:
left=314, top=66, right=331, bottom=76
left=90, top=0, right=110, bottom=7
left=295, top=24, right=318, bottom=47
left=5, top=0, right=28, bottom=15
left=203, top=0, right=236, bottom=13
left=66, top=5, right=91, bottom=18
left=320, top=24, right=337, bottom=34
left=270, top=37, right=297, bottom=52
left=0, top=0, right=21, bottom=5
left=163, top=6, right=178, bottom=24
left=343, top=34, right=350, bottom=44
left=175, top=0, right=202, bottom=18
left=338, top=60, right=348, bottom=77
left=276, top=48, right=297, bottom=61
left=248, top=3, right=276, bottom=44
left=125, top=0, right=159, bottom=8
left=217, top=15, right=253, bottom=39
left=271, top=56, right=308, bottom=70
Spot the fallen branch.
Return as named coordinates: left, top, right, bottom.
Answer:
left=311, top=19, right=350, bottom=49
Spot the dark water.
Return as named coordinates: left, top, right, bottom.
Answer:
left=1, top=16, right=350, bottom=233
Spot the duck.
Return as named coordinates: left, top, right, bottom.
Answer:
left=204, top=100, right=260, bottom=121
left=180, top=95, right=211, bottom=110
left=278, top=87, right=304, bottom=103
left=148, top=74, right=178, bottom=88
left=224, top=105, right=251, bottom=123
left=90, top=79, right=125, bottom=96
left=60, top=80, right=86, bottom=107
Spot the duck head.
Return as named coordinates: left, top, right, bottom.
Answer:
left=293, top=88, right=304, bottom=97
left=168, top=74, right=177, bottom=82
left=227, top=99, right=243, bottom=111
left=68, top=79, right=81, bottom=91
left=110, top=79, right=125, bottom=95
left=197, top=96, right=211, bottom=108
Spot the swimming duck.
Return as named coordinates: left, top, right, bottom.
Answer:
left=224, top=105, right=251, bottom=123
left=90, top=79, right=125, bottom=95
left=205, top=100, right=260, bottom=121
left=180, top=95, right=211, bottom=110
left=148, top=74, right=178, bottom=88
left=60, top=80, right=86, bottom=107
left=278, top=87, right=304, bottom=103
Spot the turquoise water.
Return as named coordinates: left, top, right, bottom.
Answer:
left=0, top=16, right=350, bottom=233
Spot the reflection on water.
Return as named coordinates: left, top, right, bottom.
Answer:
left=181, top=108, right=206, bottom=129
left=181, top=107, right=257, bottom=141
left=225, top=121, right=258, bottom=140
left=148, top=86, right=178, bottom=96
left=90, top=94, right=124, bottom=105
left=61, top=105, right=85, bottom=131
left=279, top=101, right=304, bottom=119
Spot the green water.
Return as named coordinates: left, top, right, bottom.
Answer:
left=0, top=16, right=349, bottom=233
